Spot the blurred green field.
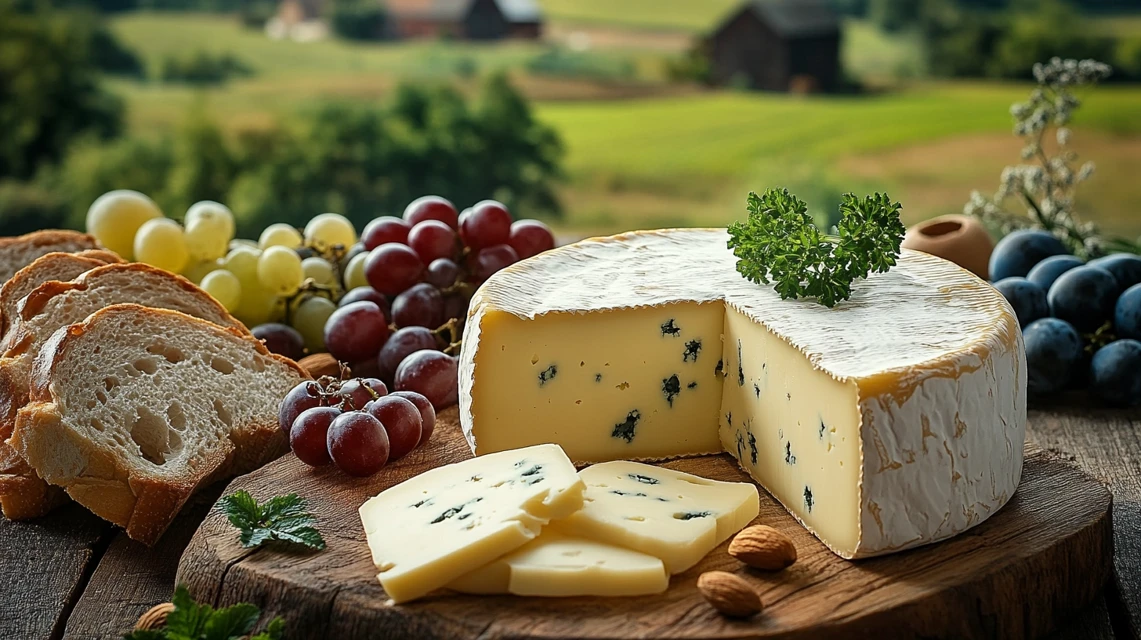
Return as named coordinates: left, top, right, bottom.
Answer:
left=106, top=12, right=1141, bottom=240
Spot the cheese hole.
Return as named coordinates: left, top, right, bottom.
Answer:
left=575, top=400, right=582, bottom=405
left=530, top=355, right=539, bottom=365
left=625, top=516, right=645, bottom=522
left=580, top=361, right=585, bottom=367
left=616, top=382, right=630, bottom=390
left=561, top=550, right=583, bottom=557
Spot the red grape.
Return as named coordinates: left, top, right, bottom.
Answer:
left=391, top=283, right=445, bottom=329
left=362, top=217, right=411, bottom=250
left=291, top=406, right=340, bottom=466
left=391, top=390, right=436, bottom=445
left=471, top=244, right=519, bottom=280
left=509, top=220, right=555, bottom=259
left=459, top=200, right=511, bottom=250
left=327, top=411, right=390, bottom=476
left=443, top=293, right=468, bottom=323
left=350, top=357, right=383, bottom=379
left=279, top=381, right=324, bottom=435
left=365, top=243, right=424, bottom=296
left=378, top=326, right=438, bottom=382
left=253, top=323, right=305, bottom=361
left=324, top=301, right=390, bottom=362
left=408, top=220, right=458, bottom=264
left=404, top=195, right=459, bottom=230
left=426, top=258, right=460, bottom=289
left=366, top=395, right=423, bottom=460
left=339, top=377, right=389, bottom=410
left=395, top=349, right=459, bottom=409
left=339, top=286, right=392, bottom=319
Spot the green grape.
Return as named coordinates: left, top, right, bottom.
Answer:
left=259, top=223, right=303, bottom=250
left=134, top=218, right=189, bottom=274
left=184, top=201, right=234, bottom=262
left=301, top=257, right=337, bottom=286
left=257, top=245, right=304, bottom=297
left=304, top=213, right=357, bottom=253
left=293, top=295, right=337, bottom=353
left=343, top=251, right=370, bottom=289
left=235, top=280, right=285, bottom=327
left=86, top=190, right=162, bottom=260
left=230, top=238, right=258, bottom=250
left=183, top=259, right=224, bottom=284
left=200, top=269, right=242, bottom=312
left=223, top=245, right=261, bottom=286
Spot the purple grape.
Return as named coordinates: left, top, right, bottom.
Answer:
left=279, top=381, right=324, bottom=435
left=378, top=327, right=438, bottom=383
left=395, top=349, right=458, bottom=409
left=426, top=258, right=460, bottom=289
left=324, top=301, right=390, bottom=362
left=391, top=283, right=445, bottom=329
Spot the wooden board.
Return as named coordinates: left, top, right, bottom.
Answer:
left=176, top=407, right=1115, bottom=640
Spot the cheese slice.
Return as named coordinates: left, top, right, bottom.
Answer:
left=458, top=229, right=1026, bottom=559
left=358, top=444, right=584, bottom=603
left=553, top=461, right=759, bottom=574
left=448, top=530, right=669, bottom=597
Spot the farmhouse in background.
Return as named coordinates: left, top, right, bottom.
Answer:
left=270, top=0, right=542, bottom=41
left=706, top=0, right=841, bottom=93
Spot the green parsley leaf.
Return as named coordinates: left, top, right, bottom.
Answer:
left=217, top=490, right=326, bottom=551
left=122, top=585, right=284, bottom=640
left=727, top=188, right=904, bottom=307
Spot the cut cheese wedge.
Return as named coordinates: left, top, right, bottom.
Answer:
left=459, top=229, right=1026, bottom=559
left=553, top=461, right=759, bottom=574
left=359, top=444, right=584, bottom=603
left=449, top=530, right=668, bottom=597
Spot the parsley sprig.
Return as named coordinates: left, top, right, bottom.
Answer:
left=123, top=584, right=284, bottom=640
left=217, top=490, right=326, bottom=551
left=727, top=188, right=905, bottom=307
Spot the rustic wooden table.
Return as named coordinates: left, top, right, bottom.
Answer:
left=1, top=406, right=1138, bottom=640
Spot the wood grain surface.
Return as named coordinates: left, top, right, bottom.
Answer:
left=177, top=407, right=1116, bottom=640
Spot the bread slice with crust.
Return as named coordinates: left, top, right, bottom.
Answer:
left=0, top=250, right=123, bottom=336
left=0, top=231, right=101, bottom=284
left=8, top=304, right=306, bottom=544
left=0, top=263, right=250, bottom=520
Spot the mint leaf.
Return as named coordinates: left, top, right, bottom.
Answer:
left=728, top=188, right=904, bottom=307
left=201, top=602, right=260, bottom=640
left=250, top=618, right=286, bottom=640
left=163, top=584, right=214, bottom=639
left=217, top=491, right=326, bottom=551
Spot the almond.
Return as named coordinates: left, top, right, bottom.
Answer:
left=729, top=525, right=797, bottom=570
left=697, top=571, right=763, bottom=618
left=298, top=353, right=340, bottom=379
left=135, top=602, right=175, bottom=630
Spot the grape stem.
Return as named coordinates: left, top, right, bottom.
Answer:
left=432, top=318, right=462, bottom=351
left=283, top=279, right=340, bottom=326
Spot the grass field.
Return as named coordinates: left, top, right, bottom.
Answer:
left=105, top=12, right=1141, bottom=240
left=535, top=0, right=738, bottom=32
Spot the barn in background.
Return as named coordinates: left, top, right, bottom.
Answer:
left=706, top=0, right=841, bottom=93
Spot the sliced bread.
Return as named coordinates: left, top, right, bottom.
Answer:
left=0, top=231, right=101, bottom=284
left=0, top=251, right=123, bottom=336
left=0, top=263, right=250, bottom=520
left=8, top=304, right=307, bottom=544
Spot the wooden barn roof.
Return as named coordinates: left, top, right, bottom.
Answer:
left=715, top=0, right=840, bottom=38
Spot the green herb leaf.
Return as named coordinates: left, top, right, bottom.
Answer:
left=727, top=188, right=904, bottom=307
left=217, top=490, right=326, bottom=551
left=122, top=584, right=286, bottom=640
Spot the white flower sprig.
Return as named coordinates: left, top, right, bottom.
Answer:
left=964, top=57, right=1138, bottom=258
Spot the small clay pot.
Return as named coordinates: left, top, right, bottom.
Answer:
left=902, top=214, right=994, bottom=280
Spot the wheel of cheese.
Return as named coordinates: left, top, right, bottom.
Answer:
left=458, top=228, right=1025, bottom=559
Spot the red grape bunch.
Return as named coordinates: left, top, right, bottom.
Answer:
left=279, top=376, right=437, bottom=476
left=254, top=195, right=555, bottom=412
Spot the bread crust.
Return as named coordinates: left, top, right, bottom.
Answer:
left=0, top=253, right=110, bottom=336
left=17, top=262, right=249, bottom=334
left=0, top=230, right=98, bottom=252
left=8, top=304, right=306, bottom=542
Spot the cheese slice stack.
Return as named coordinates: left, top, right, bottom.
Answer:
left=459, top=229, right=1026, bottom=559
left=555, top=461, right=760, bottom=574
left=358, top=444, right=584, bottom=603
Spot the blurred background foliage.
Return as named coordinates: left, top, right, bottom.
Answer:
left=1, top=0, right=1139, bottom=239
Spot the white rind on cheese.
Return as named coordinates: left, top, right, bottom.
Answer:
left=458, top=229, right=1026, bottom=559
left=448, top=530, right=669, bottom=597
left=358, top=444, right=584, bottom=603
